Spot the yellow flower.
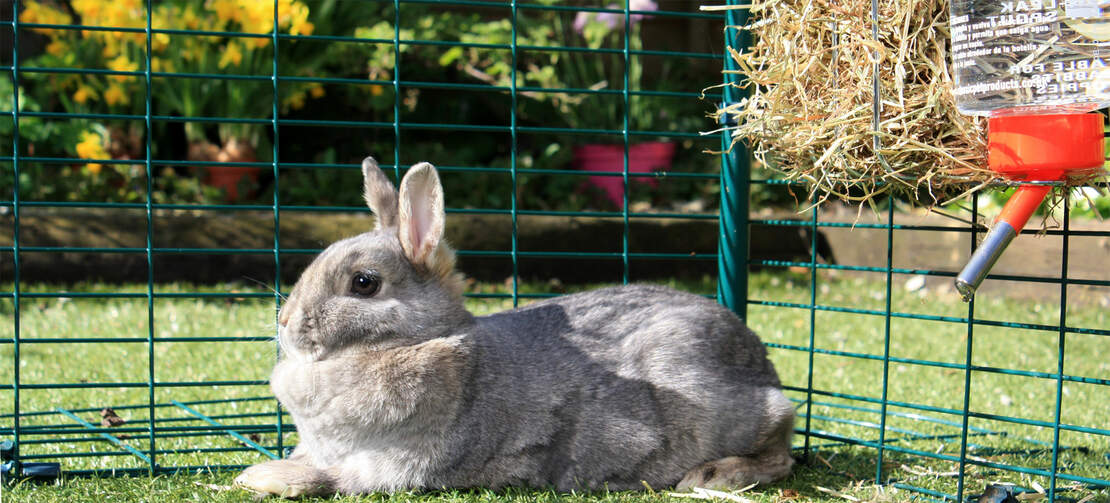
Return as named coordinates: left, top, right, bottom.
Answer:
left=148, top=5, right=174, bottom=52
left=275, top=0, right=293, bottom=20
left=73, top=85, right=97, bottom=105
left=104, top=84, right=129, bottom=106
left=154, top=33, right=170, bottom=52
left=283, top=92, right=306, bottom=110
left=245, top=36, right=271, bottom=50
left=75, top=132, right=104, bottom=158
left=73, top=0, right=145, bottom=48
left=308, top=83, right=325, bottom=99
left=75, top=131, right=110, bottom=173
left=208, top=0, right=240, bottom=25
left=218, top=41, right=243, bottom=69
left=285, top=1, right=313, bottom=35
left=290, top=20, right=314, bottom=36
left=19, top=1, right=73, bottom=34
left=370, top=85, right=384, bottom=97
left=101, top=40, right=119, bottom=59
left=240, top=2, right=269, bottom=33
left=180, top=5, right=201, bottom=30
left=72, top=0, right=101, bottom=20
left=107, top=54, right=138, bottom=81
left=45, top=40, right=66, bottom=56
left=151, top=57, right=174, bottom=73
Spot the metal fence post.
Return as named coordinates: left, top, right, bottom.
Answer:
left=717, top=1, right=751, bottom=320
left=9, top=0, right=22, bottom=479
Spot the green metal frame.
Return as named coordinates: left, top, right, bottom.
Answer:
left=2, top=1, right=1109, bottom=502
left=715, top=3, right=748, bottom=320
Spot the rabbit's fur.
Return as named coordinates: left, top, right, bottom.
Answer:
left=235, top=158, right=795, bottom=497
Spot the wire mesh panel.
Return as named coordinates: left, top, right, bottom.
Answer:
left=1, top=0, right=724, bottom=481
left=718, top=1, right=1110, bottom=502
left=2, top=1, right=1108, bottom=501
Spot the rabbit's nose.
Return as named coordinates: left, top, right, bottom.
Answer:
left=278, top=308, right=291, bottom=327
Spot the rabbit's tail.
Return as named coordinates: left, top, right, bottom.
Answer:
left=675, top=449, right=794, bottom=490
left=677, top=388, right=796, bottom=490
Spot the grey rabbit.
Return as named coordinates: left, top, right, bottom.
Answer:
left=234, top=158, right=795, bottom=497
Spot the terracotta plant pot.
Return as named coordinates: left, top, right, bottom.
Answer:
left=573, top=141, right=676, bottom=207
left=187, top=137, right=261, bottom=201
left=204, top=165, right=261, bottom=201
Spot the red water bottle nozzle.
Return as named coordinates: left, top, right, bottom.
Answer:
left=955, top=113, right=1104, bottom=301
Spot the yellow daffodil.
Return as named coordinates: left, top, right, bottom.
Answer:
left=73, top=85, right=97, bottom=105
left=73, top=0, right=146, bottom=49
left=75, top=131, right=110, bottom=173
left=104, top=84, right=129, bottom=106
left=283, top=91, right=306, bottom=110
left=286, top=1, right=313, bottom=36
left=100, top=40, right=116, bottom=59
left=107, top=54, right=138, bottom=81
left=72, top=0, right=103, bottom=20
left=240, top=2, right=274, bottom=50
left=180, top=5, right=201, bottom=30
left=118, top=0, right=141, bottom=13
left=19, top=1, right=73, bottom=34
left=151, top=57, right=174, bottom=73
left=152, top=35, right=170, bottom=53
left=276, top=0, right=294, bottom=20
left=208, top=0, right=239, bottom=25
left=290, top=20, right=314, bottom=36
left=45, top=40, right=66, bottom=56
left=150, top=10, right=172, bottom=52
left=218, top=41, right=244, bottom=69
left=240, top=3, right=269, bottom=33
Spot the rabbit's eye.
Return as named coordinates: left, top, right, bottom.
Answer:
left=350, top=271, right=381, bottom=297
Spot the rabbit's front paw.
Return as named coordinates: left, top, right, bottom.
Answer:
left=235, top=459, right=334, bottom=498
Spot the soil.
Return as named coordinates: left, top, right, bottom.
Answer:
left=1, top=206, right=1106, bottom=306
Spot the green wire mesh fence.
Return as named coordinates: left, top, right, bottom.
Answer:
left=0, top=1, right=1107, bottom=502
left=0, top=0, right=725, bottom=481
left=717, top=3, right=1110, bottom=503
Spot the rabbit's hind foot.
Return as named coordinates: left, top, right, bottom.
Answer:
left=675, top=450, right=794, bottom=491
left=235, top=459, right=336, bottom=498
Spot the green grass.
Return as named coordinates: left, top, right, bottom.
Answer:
left=1, top=273, right=1108, bottom=502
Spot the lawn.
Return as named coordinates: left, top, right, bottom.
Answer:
left=1, top=272, right=1107, bottom=502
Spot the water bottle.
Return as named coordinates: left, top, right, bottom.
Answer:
left=950, top=0, right=1110, bottom=115
left=949, top=0, right=1107, bottom=300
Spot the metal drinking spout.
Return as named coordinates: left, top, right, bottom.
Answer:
left=955, top=184, right=1050, bottom=301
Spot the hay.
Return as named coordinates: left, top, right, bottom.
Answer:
left=711, top=0, right=997, bottom=206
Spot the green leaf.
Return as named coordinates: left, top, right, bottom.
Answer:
left=439, top=46, right=464, bottom=67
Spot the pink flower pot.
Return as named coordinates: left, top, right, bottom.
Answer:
left=573, top=141, right=676, bottom=207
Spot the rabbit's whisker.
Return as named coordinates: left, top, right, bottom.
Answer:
left=241, top=275, right=288, bottom=301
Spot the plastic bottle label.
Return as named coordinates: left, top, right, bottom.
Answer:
left=1066, top=0, right=1099, bottom=19
left=949, top=0, right=1110, bottom=115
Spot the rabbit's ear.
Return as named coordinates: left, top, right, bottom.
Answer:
left=398, top=162, right=445, bottom=267
left=362, top=157, right=399, bottom=230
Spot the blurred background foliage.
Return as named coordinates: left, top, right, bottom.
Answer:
left=4, top=0, right=1105, bottom=218
left=1, top=0, right=732, bottom=212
